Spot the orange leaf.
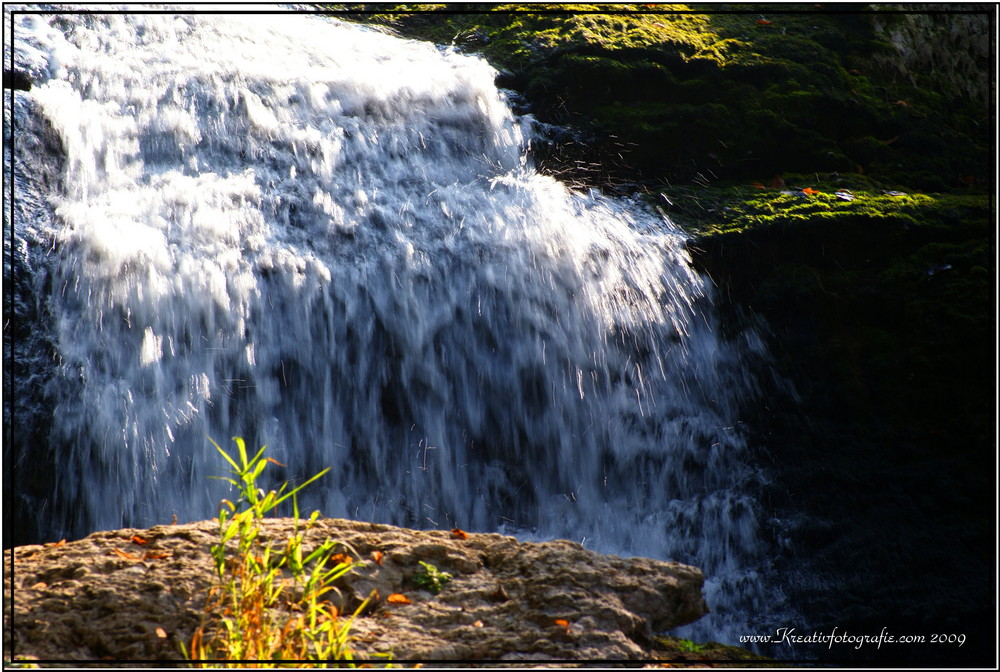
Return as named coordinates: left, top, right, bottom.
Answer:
left=801, top=187, right=820, bottom=195
left=331, top=553, right=353, bottom=566
left=263, top=457, right=286, bottom=467
left=130, top=535, right=148, bottom=545
left=143, top=551, right=170, bottom=560
left=757, top=19, right=772, bottom=25
left=387, top=593, right=412, bottom=605
left=155, top=627, right=168, bottom=639
left=371, top=550, right=384, bottom=566
left=112, top=548, right=142, bottom=561
left=472, top=619, right=485, bottom=628
left=554, top=618, right=570, bottom=633
left=451, top=528, right=470, bottom=540
left=46, top=539, right=66, bottom=548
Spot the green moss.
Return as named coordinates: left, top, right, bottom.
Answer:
left=651, top=635, right=775, bottom=663
left=656, top=180, right=990, bottom=239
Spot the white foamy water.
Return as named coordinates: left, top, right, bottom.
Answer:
left=9, top=8, right=783, bottom=644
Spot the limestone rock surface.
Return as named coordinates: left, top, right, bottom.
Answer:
left=4, top=518, right=707, bottom=662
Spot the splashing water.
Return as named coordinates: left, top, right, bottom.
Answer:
left=8, top=9, right=784, bottom=644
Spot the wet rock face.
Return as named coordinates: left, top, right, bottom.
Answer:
left=870, top=8, right=993, bottom=107
left=4, top=518, right=707, bottom=662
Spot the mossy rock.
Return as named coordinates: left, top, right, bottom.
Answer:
left=332, top=4, right=990, bottom=190
left=651, top=635, right=777, bottom=664
left=683, top=185, right=993, bottom=439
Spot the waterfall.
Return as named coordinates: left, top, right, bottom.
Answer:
left=7, top=9, right=784, bottom=645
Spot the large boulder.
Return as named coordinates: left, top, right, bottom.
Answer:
left=4, top=517, right=707, bottom=662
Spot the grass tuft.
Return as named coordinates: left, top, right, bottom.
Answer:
left=184, top=437, right=390, bottom=666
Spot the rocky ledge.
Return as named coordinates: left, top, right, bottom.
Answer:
left=4, top=518, right=712, bottom=663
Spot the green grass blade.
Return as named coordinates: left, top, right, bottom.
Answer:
left=210, top=436, right=240, bottom=472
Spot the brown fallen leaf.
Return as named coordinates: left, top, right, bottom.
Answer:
left=451, top=528, right=470, bottom=540
left=30, top=582, right=47, bottom=591
left=371, top=550, right=384, bottom=566
left=143, top=551, right=170, bottom=560
left=130, top=535, right=148, bottom=545
left=46, top=539, right=66, bottom=548
left=386, top=593, right=411, bottom=605
left=554, top=618, right=570, bottom=633
left=155, top=627, right=168, bottom=639
left=112, top=548, right=142, bottom=562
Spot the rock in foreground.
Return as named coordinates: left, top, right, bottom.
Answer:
left=4, top=518, right=707, bottom=662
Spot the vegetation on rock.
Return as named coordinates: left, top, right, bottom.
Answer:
left=653, top=635, right=776, bottom=664
left=412, top=560, right=453, bottom=595
left=186, top=437, right=379, bottom=664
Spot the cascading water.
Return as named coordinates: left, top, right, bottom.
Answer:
left=6, top=8, right=787, bottom=646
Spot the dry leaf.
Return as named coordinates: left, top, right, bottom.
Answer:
left=155, top=627, right=168, bottom=639
left=472, top=620, right=484, bottom=628
left=554, top=618, right=570, bottom=633
left=371, top=550, right=384, bottom=566
left=112, top=548, right=142, bottom=562
left=386, top=593, right=411, bottom=605
left=451, top=528, right=470, bottom=540
left=263, top=457, right=286, bottom=467
left=130, top=535, right=148, bottom=545
left=45, top=539, right=66, bottom=548
left=143, top=551, right=170, bottom=560
left=331, top=553, right=353, bottom=566
left=30, top=582, right=47, bottom=591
